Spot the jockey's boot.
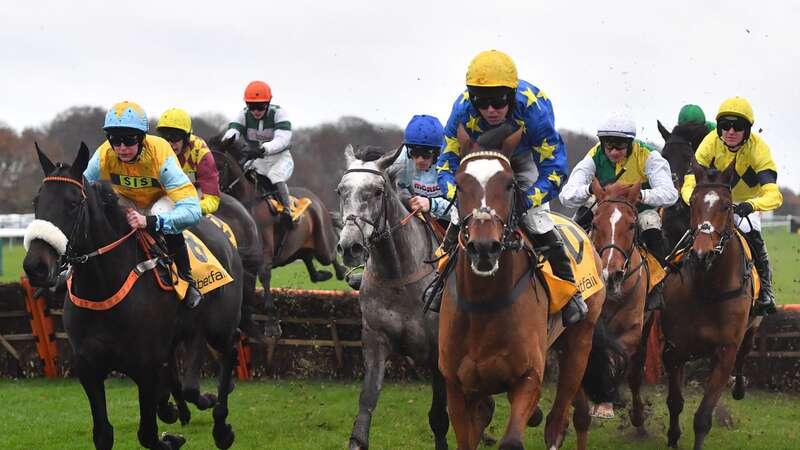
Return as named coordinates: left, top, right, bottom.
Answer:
left=346, top=272, right=362, bottom=290
left=573, top=205, right=594, bottom=232
left=529, top=228, right=587, bottom=326
left=422, top=223, right=460, bottom=313
left=641, top=228, right=668, bottom=311
left=275, top=181, right=295, bottom=229
left=166, top=233, right=203, bottom=309
left=746, top=230, right=777, bottom=315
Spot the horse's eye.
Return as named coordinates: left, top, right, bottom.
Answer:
left=374, top=189, right=383, bottom=197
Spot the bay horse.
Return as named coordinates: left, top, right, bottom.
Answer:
left=208, top=136, right=345, bottom=329
left=336, top=144, right=453, bottom=450
left=23, top=143, right=242, bottom=450
left=589, top=180, right=650, bottom=432
left=660, top=159, right=760, bottom=449
left=439, top=126, right=619, bottom=450
left=657, top=121, right=710, bottom=252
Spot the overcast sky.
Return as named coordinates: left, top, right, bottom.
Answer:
left=2, top=1, right=799, bottom=189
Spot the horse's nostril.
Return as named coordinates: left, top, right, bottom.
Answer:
left=336, top=244, right=344, bottom=255
left=466, top=241, right=478, bottom=256
left=489, top=241, right=502, bottom=255
left=351, top=243, right=364, bottom=256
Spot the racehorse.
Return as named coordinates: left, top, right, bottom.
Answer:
left=208, top=136, right=345, bottom=324
left=336, top=144, right=453, bottom=450
left=23, top=144, right=241, bottom=450
left=438, top=125, right=620, bottom=450
left=657, top=121, right=710, bottom=252
left=589, top=180, right=650, bottom=432
left=660, top=159, right=760, bottom=449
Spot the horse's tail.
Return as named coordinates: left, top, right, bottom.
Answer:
left=581, top=319, right=628, bottom=404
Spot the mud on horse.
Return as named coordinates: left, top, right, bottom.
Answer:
left=438, top=126, right=621, bottom=450
left=660, top=158, right=761, bottom=449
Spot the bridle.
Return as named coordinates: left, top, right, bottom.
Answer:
left=688, top=182, right=734, bottom=258
left=594, top=198, right=643, bottom=282
left=456, top=151, right=523, bottom=252
left=339, top=167, right=419, bottom=255
left=42, top=175, right=137, bottom=267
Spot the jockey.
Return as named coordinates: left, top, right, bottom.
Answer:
left=431, top=49, right=585, bottom=325
left=681, top=97, right=782, bottom=316
left=677, top=104, right=716, bottom=134
left=222, top=80, right=294, bottom=227
left=83, top=101, right=203, bottom=308
left=156, top=108, right=221, bottom=215
left=559, top=113, right=679, bottom=310
left=345, top=115, right=448, bottom=290
left=390, top=115, right=450, bottom=223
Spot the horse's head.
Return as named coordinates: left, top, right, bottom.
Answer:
left=336, top=144, right=402, bottom=267
left=23, top=143, right=92, bottom=287
left=591, top=179, right=641, bottom=296
left=688, top=157, right=736, bottom=269
left=455, top=123, right=518, bottom=276
left=658, top=120, right=708, bottom=190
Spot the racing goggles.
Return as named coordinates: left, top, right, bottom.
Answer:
left=247, top=102, right=269, bottom=112
left=717, top=117, right=748, bottom=132
left=407, top=145, right=438, bottom=159
left=472, top=95, right=509, bottom=110
left=107, top=134, right=140, bottom=147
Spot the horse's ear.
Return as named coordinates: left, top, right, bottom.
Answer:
left=456, top=125, right=474, bottom=155
left=691, top=154, right=706, bottom=183
left=591, top=178, right=604, bottom=200
left=70, top=142, right=91, bottom=179
left=628, top=182, right=642, bottom=203
left=721, top=158, right=737, bottom=186
left=344, top=144, right=356, bottom=167
left=375, top=144, right=404, bottom=171
left=657, top=120, right=671, bottom=142
left=35, top=142, right=55, bottom=176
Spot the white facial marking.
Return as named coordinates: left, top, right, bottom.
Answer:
left=704, top=191, right=720, bottom=208
left=471, top=259, right=500, bottom=277
left=607, top=207, right=622, bottom=266
left=464, top=159, right=504, bottom=207
left=698, top=221, right=715, bottom=234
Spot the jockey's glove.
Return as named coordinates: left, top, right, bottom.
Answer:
left=222, top=128, right=240, bottom=141
left=734, top=202, right=754, bottom=217
left=242, top=146, right=265, bottom=159
left=146, top=215, right=160, bottom=233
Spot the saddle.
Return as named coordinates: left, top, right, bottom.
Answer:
left=267, top=196, right=311, bottom=221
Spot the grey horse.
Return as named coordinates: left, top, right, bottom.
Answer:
left=336, top=144, right=449, bottom=450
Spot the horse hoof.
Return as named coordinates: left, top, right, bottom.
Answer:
left=498, top=436, right=523, bottom=450
left=158, top=402, right=179, bottom=424
left=178, top=407, right=191, bottom=426
left=481, top=432, right=498, bottom=446
left=527, top=407, right=543, bottom=427
left=213, top=424, right=235, bottom=449
left=161, top=433, right=186, bottom=449
left=312, top=270, right=333, bottom=282
left=348, top=437, right=367, bottom=450
left=264, top=321, right=282, bottom=338
left=198, top=393, right=218, bottom=410
left=732, top=386, right=745, bottom=400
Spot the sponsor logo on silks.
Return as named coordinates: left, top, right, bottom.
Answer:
left=111, top=174, right=162, bottom=189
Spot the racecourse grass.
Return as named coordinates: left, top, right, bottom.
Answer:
left=0, top=379, right=798, bottom=449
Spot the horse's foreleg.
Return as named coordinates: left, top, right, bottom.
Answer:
left=258, top=263, right=282, bottom=338
left=693, top=344, right=738, bottom=450
left=445, top=382, right=481, bottom=450
left=429, top=368, right=450, bottom=450
left=349, top=330, right=390, bottom=450
left=212, top=336, right=237, bottom=450
left=546, top=321, right=594, bottom=449
left=572, top=389, right=591, bottom=450
left=77, top=364, right=114, bottom=450
left=664, top=347, right=685, bottom=448
left=500, top=369, right=541, bottom=450
left=158, top=353, right=189, bottom=426
left=302, top=253, right=332, bottom=282
left=182, top=334, right=216, bottom=411
left=732, top=327, right=756, bottom=400
left=137, top=370, right=185, bottom=449
left=630, top=313, right=654, bottom=432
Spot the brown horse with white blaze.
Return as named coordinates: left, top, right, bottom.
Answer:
left=661, top=159, right=760, bottom=449
left=589, top=180, right=650, bottom=431
left=438, top=126, right=616, bottom=450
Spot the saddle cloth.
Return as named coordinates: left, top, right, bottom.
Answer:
left=206, top=214, right=237, bottom=248
left=170, top=230, right=234, bottom=299
left=268, top=195, right=311, bottom=220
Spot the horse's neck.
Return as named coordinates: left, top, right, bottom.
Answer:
left=71, top=211, right=140, bottom=299
left=366, top=195, right=432, bottom=280
left=456, top=248, right=529, bottom=302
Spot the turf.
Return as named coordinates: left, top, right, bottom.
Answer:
left=0, top=379, right=797, bottom=449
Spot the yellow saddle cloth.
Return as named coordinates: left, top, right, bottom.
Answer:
left=640, top=247, right=666, bottom=293
left=206, top=214, right=237, bottom=248
left=269, top=195, right=311, bottom=221
left=666, top=230, right=760, bottom=300
left=172, top=230, right=235, bottom=300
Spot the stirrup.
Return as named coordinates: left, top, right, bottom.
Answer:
left=752, top=297, right=777, bottom=316
left=183, top=284, right=203, bottom=309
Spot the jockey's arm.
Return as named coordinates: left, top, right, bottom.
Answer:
left=195, top=151, right=221, bottom=215
left=641, top=151, right=679, bottom=207
left=157, top=155, right=202, bottom=234
left=222, top=110, right=246, bottom=141
left=435, top=97, right=467, bottom=202
left=525, top=105, right=568, bottom=209
left=559, top=152, right=596, bottom=209
left=748, top=141, right=783, bottom=211
left=260, top=108, right=292, bottom=155
left=83, top=151, right=101, bottom=183
left=430, top=196, right=451, bottom=220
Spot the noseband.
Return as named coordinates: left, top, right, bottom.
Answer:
left=689, top=182, right=734, bottom=257
left=457, top=151, right=522, bottom=251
